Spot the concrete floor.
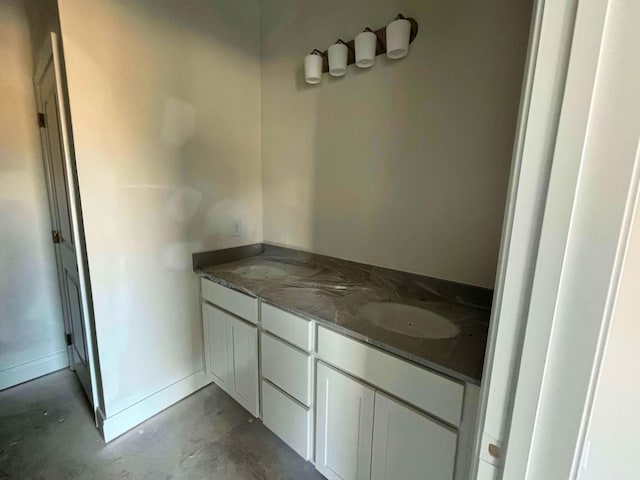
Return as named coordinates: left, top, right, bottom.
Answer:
left=0, top=369, right=324, bottom=480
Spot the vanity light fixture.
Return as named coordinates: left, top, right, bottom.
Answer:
left=328, top=40, right=350, bottom=77
left=355, top=28, right=378, bottom=68
left=386, top=14, right=412, bottom=59
left=304, top=49, right=325, bottom=84
left=303, top=13, right=418, bottom=85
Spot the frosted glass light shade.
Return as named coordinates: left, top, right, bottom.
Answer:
left=386, top=18, right=411, bottom=59
left=304, top=54, right=323, bottom=84
left=355, top=31, right=377, bottom=68
left=328, top=42, right=348, bottom=76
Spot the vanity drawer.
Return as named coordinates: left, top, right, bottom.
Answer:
left=316, top=326, right=464, bottom=426
left=201, top=278, right=258, bottom=324
left=261, top=332, right=312, bottom=406
left=261, top=303, right=313, bottom=351
left=262, top=380, right=311, bottom=460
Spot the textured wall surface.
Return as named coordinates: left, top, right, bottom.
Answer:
left=0, top=0, right=66, bottom=387
left=57, top=0, right=263, bottom=416
left=261, top=0, right=533, bottom=287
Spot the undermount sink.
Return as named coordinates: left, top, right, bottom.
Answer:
left=232, top=264, right=287, bottom=280
left=359, top=302, right=460, bottom=339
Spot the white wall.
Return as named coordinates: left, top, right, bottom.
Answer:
left=261, top=0, right=532, bottom=288
left=0, top=0, right=67, bottom=389
left=56, top=0, right=263, bottom=417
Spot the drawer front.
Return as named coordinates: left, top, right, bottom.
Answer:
left=261, top=333, right=312, bottom=405
left=317, top=326, right=464, bottom=426
left=262, top=381, right=311, bottom=460
left=261, top=303, right=313, bottom=351
left=201, top=278, right=258, bottom=324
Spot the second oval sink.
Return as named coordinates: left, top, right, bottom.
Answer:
left=359, top=302, right=460, bottom=339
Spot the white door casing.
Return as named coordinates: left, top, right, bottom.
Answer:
left=34, top=32, right=99, bottom=411
left=514, top=0, right=640, bottom=477
left=477, top=0, right=640, bottom=478
left=471, top=0, right=579, bottom=473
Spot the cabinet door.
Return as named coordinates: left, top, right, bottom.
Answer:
left=371, top=393, right=458, bottom=480
left=316, top=362, right=375, bottom=480
left=203, top=303, right=231, bottom=393
left=229, top=317, right=259, bottom=417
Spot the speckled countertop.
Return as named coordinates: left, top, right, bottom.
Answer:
left=194, top=244, right=492, bottom=385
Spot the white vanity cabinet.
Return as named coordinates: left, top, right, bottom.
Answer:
left=199, top=277, right=479, bottom=480
left=201, top=280, right=259, bottom=417
left=201, top=277, right=258, bottom=323
left=316, top=325, right=474, bottom=480
left=203, top=302, right=232, bottom=392
left=259, top=303, right=314, bottom=460
left=371, top=393, right=457, bottom=480
left=227, top=316, right=259, bottom=416
left=315, top=362, right=457, bottom=480
left=261, top=333, right=312, bottom=405
left=316, top=362, right=375, bottom=480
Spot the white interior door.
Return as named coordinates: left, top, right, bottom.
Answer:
left=315, top=362, right=375, bottom=480
left=36, top=51, right=92, bottom=404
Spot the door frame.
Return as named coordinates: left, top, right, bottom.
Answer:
left=503, top=0, right=640, bottom=477
left=33, top=32, right=101, bottom=417
left=498, top=0, right=609, bottom=476
left=473, top=0, right=637, bottom=478
left=471, top=0, right=581, bottom=476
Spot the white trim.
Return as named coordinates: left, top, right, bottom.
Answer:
left=97, top=369, right=212, bottom=442
left=0, top=351, right=69, bottom=391
left=49, top=32, right=101, bottom=413
left=472, top=0, right=545, bottom=468
left=575, top=143, right=640, bottom=478
left=472, top=0, right=579, bottom=477
left=503, top=0, right=611, bottom=477
left=33, top=42, right=73, bottom=371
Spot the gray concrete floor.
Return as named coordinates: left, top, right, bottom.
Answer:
left=0, top=369, right=324, bottom=479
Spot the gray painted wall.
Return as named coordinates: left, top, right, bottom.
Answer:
left=0, top=0, right=66, bottom=388
left=56, top=0, right=263, bottom=417
left=261, top=0, right=533, bottom=288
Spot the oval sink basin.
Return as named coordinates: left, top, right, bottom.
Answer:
left=232, top=264, right=287, bottom=280
left=359, top=302, right=460, bottom=339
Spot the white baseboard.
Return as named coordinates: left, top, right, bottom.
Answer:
left=97, top=369, right=212, bottom=442
left=0, top=350, right=69, bottom=391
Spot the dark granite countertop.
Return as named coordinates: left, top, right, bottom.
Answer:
left=193, top=244, right=491, bottom=385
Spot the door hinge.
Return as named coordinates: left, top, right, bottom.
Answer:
left=52, top=230, right=61, bottom=244
left=65, top=333, right=72, bottom=346
left=38, top=112, right=46, bottom=128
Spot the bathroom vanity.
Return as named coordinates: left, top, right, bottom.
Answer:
left=194, top=244, right=491, bottom=480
